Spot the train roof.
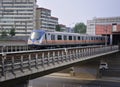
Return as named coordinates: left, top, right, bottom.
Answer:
left=32, top=29, right=104, bottom=37
left=47, top=31, right=103, bottom=37
left=32, top=29, right=45, bottom=32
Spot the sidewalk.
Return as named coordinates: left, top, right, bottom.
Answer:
left=47, top=73, right=120, bottom=82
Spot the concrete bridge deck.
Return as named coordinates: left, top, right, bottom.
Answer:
left=0, top=45, right=119, bottom=83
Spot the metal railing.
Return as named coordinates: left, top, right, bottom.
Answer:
left=0, top=45, right=119, bottom=81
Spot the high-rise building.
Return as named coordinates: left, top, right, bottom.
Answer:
left=36, top=7, right=58, bottom=31
left=0, top=0, right=36, bottom=36
left=50, top=16, right=58, bottom=30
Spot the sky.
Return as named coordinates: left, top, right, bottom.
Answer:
left=37, top=0, right=120, bottom=27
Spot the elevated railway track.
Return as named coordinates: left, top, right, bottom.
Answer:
left=0, top=45, right=119, bottom=82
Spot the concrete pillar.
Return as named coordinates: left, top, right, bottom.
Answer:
left=70, top=65, right=99, bottom=78
left=70, top=67, right=75, bottom=76
left=14, top=80, right=29, bottom=87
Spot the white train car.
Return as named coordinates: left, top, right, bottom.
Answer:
left=28, top=30, right=105, bottom=49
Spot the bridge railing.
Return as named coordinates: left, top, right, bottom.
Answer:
left=0, top=45, right=119, bottom=81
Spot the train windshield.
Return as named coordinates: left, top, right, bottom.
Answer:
left=30, top=32, right=42, bottom=40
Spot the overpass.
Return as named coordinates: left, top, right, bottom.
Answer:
left=0, top=45, right=119, bottom=87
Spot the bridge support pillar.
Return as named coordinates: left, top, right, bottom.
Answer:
left=14, top=80, right=29, bottom=87
left=69, top=64, right=99, bottom=78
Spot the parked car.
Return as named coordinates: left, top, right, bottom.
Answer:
left=99, top=61, right=108, bottom=70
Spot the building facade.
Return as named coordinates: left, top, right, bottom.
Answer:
left=58, top=24, right=66, bottom=32
left=0, top=0, right=36, bottom=36
left=87, top=17, right=120, bottom=35
left=66, top=27, right=74, bottom=33
left=36, top=8, right=58, bottom=31
left=87, top=17, right=120, bottom=45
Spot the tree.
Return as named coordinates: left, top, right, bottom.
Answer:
left=9, top=28, right=16, bottom=37
left=73, top=22, right=86, bottom=33
left=1, top=30, right=8, bottom=37
left=55, top=25, right=61, bottom=31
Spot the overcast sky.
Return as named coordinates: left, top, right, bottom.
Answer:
left=37, top=0, right=120, bottom=27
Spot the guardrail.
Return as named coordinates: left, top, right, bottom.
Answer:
left=0, top=45, right=119, bottom=81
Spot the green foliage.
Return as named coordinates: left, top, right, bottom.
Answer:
left=55, top=25, right=61, bottom=31
left=73, top=22, right=86, bottom=33
left=9, top=28, right=16, bottom=37
left=1, top=30, right=8, bottom=37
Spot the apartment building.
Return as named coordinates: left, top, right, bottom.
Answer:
left=87, top=16, right=120, bottom=45
left=50, top=16, right=58, bottom=30
left=36, top=7, right=58, bottom=31
left=0, top=0, right=36, bottom=36
left=58, top=24, right=67, bottom=32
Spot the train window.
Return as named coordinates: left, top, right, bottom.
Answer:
left=64, top=35, right=67, bottom=40
left=89, top=37, right=90, bottom=40
left=86, top=37, right=88, bottom=40
left=85, top=37, right=87, bottom=40
left=74, top=36, right=76, bottom=40
left=81, top=36, right=83, bottom=40
left=84, top=37, right=86, bottom=40
left=78, top=36, right=80, bottom=40
left=97, top=37, right=99, bottom=40
left=51, top=34, right=55, bottom=40
left=91, top=37, right=93, bottom=40
left=69, top=36, right=72, bottom=40
left=99, top=37, right=100, bottom=40
left=83, top=36, right=85, bottom=40
left=102, top=37, right=104, bottom=40
left=96, top=37, right=98, bottom=40
left=87, top=37, right=89, bottom=40
left=57, top=35, right=62, bottom=40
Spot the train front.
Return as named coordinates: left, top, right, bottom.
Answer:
left=28, top=30, right=45, bottom=49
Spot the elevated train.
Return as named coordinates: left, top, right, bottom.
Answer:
left=28, top=30, right=106, bottom=49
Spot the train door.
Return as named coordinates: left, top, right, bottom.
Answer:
left=73, top=36, right=76, bottom=44
left=51, top=34, right=55, bottom=45
left=45, top=33, right=47, bottom=44
left=64, top=35, right=67, bottom=45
